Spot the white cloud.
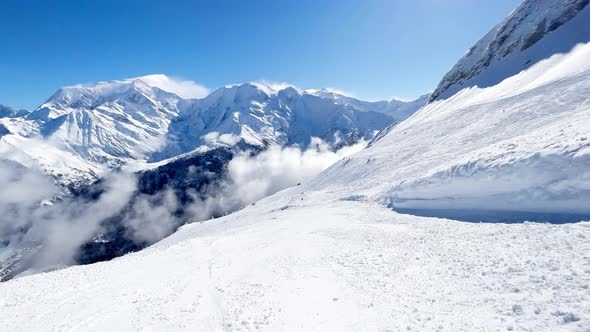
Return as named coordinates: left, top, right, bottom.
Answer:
left=0, top=136, right=367, bottom=279
left=254, top=80, right=298, bottom=91
left=202, top=132, right=241, bottom=146
left=323, top=87, right=356, bottom=97
left=186, top=138, right=367, bottom=221
left=225, top=137, right=366, bottom=203
left=133, top=74, right=210, bottom=99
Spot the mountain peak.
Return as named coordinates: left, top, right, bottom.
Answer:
left=0, top=104, right=29, bottom=118
left=430, top=0, right=590, bottom=102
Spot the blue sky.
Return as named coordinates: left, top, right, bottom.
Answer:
left=1, top=0, right=521, bottom=110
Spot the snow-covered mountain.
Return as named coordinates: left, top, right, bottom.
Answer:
left=156, top=83, right=400, bottom=159
left=28, top=77, right=184, bottom=165
left=0, top=104, right=29, bottom=118
left=0, top=76, right=189, bottom=186
left=314, top=41, right=590, bottom=221
left=430, top=0, right=590, bottom=101
left=0, top=78, right=416, bottom=278
left=1, top=77, right=417, bottom=183
left=306, top=88, right=429, bottom=120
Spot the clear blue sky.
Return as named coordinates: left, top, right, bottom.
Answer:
left=1, top=0, right=521, bottom=110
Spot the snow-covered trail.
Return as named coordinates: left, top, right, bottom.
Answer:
left=1, top=189, right=588, bottom=331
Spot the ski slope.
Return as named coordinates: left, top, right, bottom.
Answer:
left=0, top=189, right=588, bottom=331
left=311, top=41, right=590, bottom=220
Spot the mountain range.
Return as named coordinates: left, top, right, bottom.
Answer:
left=1, top=0, right=589, bottom=330
left=0, top=76, right=427, bottom=187
left=0, top=75, right=428, bottom=279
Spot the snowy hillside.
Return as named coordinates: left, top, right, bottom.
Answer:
left=313, top=41, right=590, bottom=221
left=430, top=0, right=590, bottom=101
left=0, top=188, right=588, bottom=331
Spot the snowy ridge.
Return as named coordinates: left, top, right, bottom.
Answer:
left=306, top=88, right=429, bottom=121
left=311, top=41, right=590, bottom=219
left=28, top=77, right=183, bottom=164
left=155, top=83, right=398, bottom=160
left=430, top=0, right=590, bottom=101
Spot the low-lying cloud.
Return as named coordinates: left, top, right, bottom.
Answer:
left=186, top=137, right=366, bottom=221
left=0, top=165, right=135, bottom=278
left=0, top=138, right=366, bottom=279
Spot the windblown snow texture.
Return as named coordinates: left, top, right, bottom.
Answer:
left=313, top=42, right=590, bottom=221
left=430, top=0, right=590, bottom=101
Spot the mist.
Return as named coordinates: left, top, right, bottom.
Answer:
left=185, top=138, right=367, bottom=221
left=0, top=138, right=366, bottom=278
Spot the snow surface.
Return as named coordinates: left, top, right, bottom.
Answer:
left=430, top=0, right=590, bottom=101
left=0, top=189, right=588, bottom=331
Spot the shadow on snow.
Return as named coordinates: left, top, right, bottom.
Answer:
left=391, top=207, right=590, bottom=224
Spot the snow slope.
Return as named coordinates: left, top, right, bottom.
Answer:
left=311, top=41, right=590, bottom=220
left=430, top=0, right=590, bottom=101
left=0, top=189, right=588, bottom=331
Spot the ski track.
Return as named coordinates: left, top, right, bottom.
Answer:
left=0, top=190, right=588, bottom=331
